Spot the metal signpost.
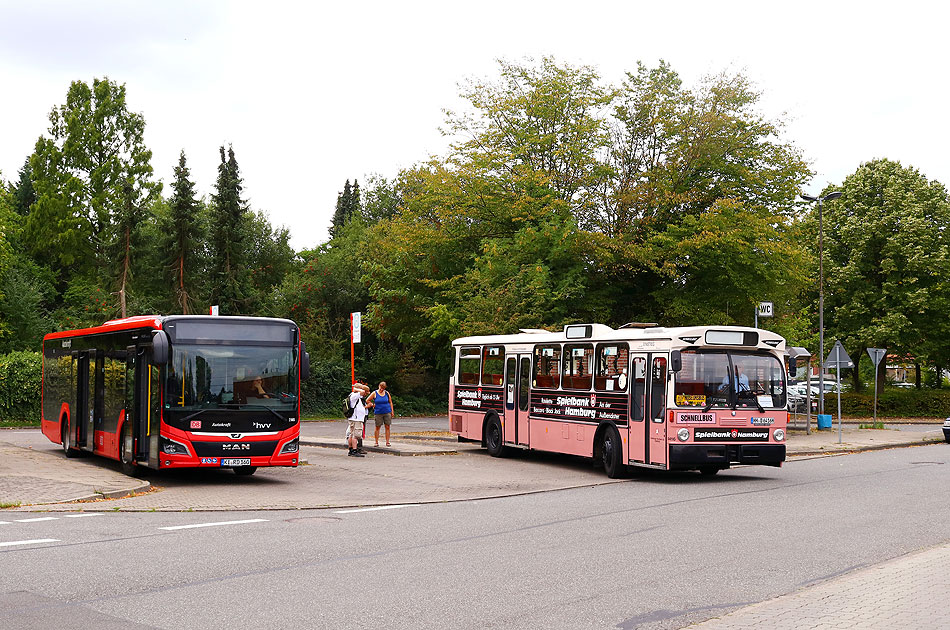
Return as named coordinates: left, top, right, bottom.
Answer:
left=350, top=312, right=361, bottom=384
left=755, top=301, right=773, bottom=328
left=824, top=340, right=854, bottom=444
left=867, top=348, right=886, bottom=426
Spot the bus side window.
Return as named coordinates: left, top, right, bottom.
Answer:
left=458, top=347, right=481, bottom=385
left=631, top=357, right=646, bottom=421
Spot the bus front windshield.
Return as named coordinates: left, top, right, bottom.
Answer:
left=165, top=344, right=298, bottom=409
left=673, top=351, right=786, bottom=409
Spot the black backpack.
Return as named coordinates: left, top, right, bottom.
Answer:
left=343, top=395, right=355, bottom=418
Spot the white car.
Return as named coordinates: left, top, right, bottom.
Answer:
left=943, top=418, right=950, bottom=443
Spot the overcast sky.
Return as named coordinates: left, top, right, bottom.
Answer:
left=2, top=1, right=947, bottom=250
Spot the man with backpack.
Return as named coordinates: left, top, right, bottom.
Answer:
left=345, top=382, right=370, bottom=457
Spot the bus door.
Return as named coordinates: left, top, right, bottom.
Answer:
left=73, top=350, right=96, bottom=450
left=126, top=346, right=149, bottom=461
left=628, top=355, right=647, bottom=463
left=647, top=355, right=669, bottom=467
left=517, top=354, right=530, bottom=446
left=504, top=356, right=517, bottom=443
left=503, top=354, right=532, bottom=446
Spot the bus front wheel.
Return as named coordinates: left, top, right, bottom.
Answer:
left=699, top=466, right=721, bottom=476
left=233, top=466, right=257, bottom=476
left=485, top=415, right=506, bottom=458
left=61, top=419, right=78, bottom=458
left=601, top=426, right=624, bottom=479
left=119, top=422, right=137, bottom=476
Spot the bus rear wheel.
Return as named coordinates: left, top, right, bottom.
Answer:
left=699, top=466, right=721, bottom=476
left=601, top=426, right=624, bottom=479
left=485, top=415, right=506, bottom=458
left=61, top=419, right=78, bottom=458
left=233, top=466, right=257, bottom=476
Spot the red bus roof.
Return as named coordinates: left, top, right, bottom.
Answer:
left=43, top=315, right=164, bottom=341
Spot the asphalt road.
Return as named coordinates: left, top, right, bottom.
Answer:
left=3, top=443, right=949, bottom=629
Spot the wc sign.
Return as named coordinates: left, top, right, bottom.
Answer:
left=757, top=302, right=774, bottom=318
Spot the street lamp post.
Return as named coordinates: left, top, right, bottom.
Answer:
left=800, top=190, right=842, bottom=416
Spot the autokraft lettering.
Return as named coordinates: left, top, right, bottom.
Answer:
left=211, top=422, right=232, bottom=428
left=751, top=417, right=776, bottom=426
left=676, top=412, right=715, bottom=424
left=694, top=429, right=770, bottom=442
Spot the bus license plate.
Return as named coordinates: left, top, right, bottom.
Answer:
left=221, top=458, right=252, bottom=467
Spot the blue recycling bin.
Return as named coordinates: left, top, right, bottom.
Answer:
left=817, top=414, right=833, bottom=430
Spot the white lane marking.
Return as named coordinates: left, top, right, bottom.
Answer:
left=0, top=521, right=10, bottom=525
left=63, top=514, right=103, bottom=518
left=158, top=519, right=269, bottom=531
left=15, top=517, right=59, bottom=523
left=0, top=539, right=60, bottom=548
left=335, top=504, right=416, bottom=514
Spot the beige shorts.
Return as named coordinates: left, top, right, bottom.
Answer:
left=374, top=413, right=392, bottom=428
left=347, top=420, right=363, bottom=438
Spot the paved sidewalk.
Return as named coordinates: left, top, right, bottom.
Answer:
left=685, top=541, right=950, bottom=629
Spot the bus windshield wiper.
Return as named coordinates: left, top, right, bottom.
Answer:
left=179, top=408, right=212, bottom=424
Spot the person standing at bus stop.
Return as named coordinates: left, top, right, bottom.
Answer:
left=367, top=381, right=395, bottom=447
left=347, top=383, right=369, bottom=457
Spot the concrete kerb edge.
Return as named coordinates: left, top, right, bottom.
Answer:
left=787, top=436, right=944, bottom=458
left=299, top=438, right=459, bottom=457
left=17, top=479, right=152, bottom=507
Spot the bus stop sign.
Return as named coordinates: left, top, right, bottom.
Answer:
left=824, top=340, right=853, bottom=369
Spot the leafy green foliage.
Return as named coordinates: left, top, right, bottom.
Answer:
left=0, top=351, right=41, bottom=424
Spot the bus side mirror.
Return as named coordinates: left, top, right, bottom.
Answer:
left=670, top=350, right=682, bottom=373
left=152, top=330, right=169, bottom=365
left=300, top=342, right=311, bottom=380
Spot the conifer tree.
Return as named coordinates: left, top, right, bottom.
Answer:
left=329, top=179, right=361, bottom=238
left=12, top=158, right=35, bottom=216
left=163, top=151, right=202, bottom=314
left=207, top=145, right=250, bottom=314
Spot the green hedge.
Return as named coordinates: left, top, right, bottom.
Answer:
left=828, top=389, right=950, bottom=418
left=0, top=351, right=41, bottom=425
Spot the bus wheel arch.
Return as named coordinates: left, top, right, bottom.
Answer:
left=483, top=412, right=506, bottom=457
left=595, top=422, right=624, bottom=479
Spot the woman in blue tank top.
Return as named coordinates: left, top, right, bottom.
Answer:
left=368, top=382, right=395, bottom=447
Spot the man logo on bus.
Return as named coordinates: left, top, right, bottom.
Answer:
left=731, top=429, right=738, bottom=439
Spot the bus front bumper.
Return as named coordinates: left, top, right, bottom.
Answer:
left=669, top=443, right=786, bottom=469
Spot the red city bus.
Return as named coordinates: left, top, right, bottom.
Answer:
left=450, top=323, right=789, bottom=477
left=42, top=315, right=310, bottom=476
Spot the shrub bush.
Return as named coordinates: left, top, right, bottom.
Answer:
left=832, top=389, right=950, bottom=417
left=0, top=351, right=41, bottom=425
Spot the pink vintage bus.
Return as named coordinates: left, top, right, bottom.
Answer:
left=449, top=323, right=789, bottom=477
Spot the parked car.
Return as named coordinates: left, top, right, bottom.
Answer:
left=943, top=418, right=950, bottom=443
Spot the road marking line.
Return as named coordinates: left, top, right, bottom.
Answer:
left=158, top=519, right=269, bottom=531
left=0, top=539, right=60, bottom=548
left=0, top=521, right=10, bottom=525
left=15, top=517, right=59, bottom=523
left=63, top=514, right=103, bottom=518
left=335, top=504, right=416, bottom=514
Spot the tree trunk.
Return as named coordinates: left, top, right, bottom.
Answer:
left=914, top=362, right=921, bottom=389
left=178, top=254, right=189, bottom=314
left=119, top=226, right=131, bottom=318
left=937, top=365, right=944, bottom=389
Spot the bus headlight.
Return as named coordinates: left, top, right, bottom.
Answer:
left=677, top=428, right=690, bottom=442
left=773, top=429, right=785, bottom=442
left=160, top=436, right=191, bottom=456
left=279, top=438, right=299, bottom=454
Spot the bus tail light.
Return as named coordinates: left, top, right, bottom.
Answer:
left=677, top=428, right=690, bottom=442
